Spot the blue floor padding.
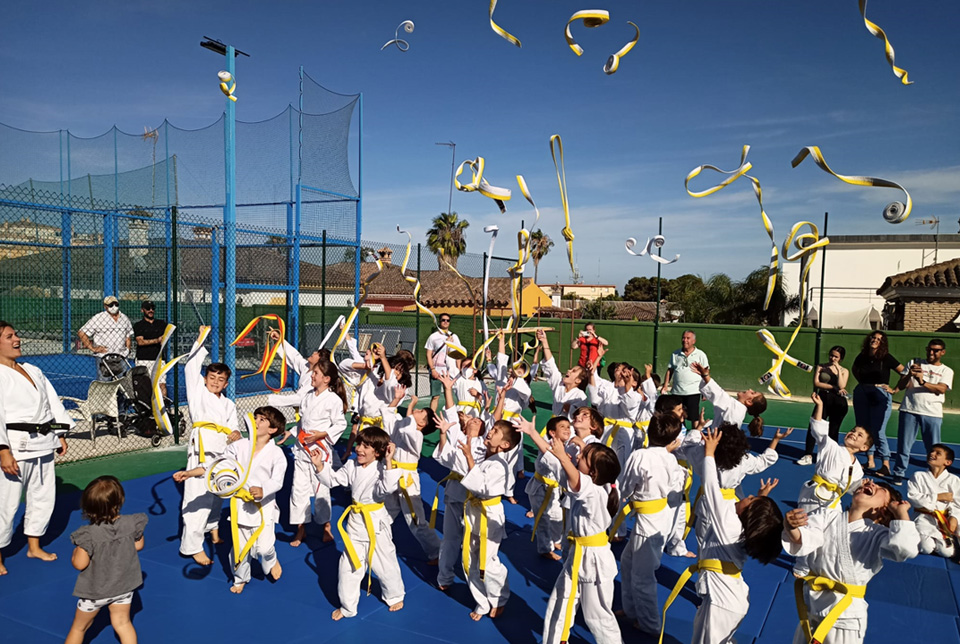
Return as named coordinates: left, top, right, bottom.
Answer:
left=3, top=425, right=960, bottom=643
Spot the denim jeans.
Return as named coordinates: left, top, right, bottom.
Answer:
left=894, top=411, right=943, bottom=478
left=853, top=384, right=892, bottom=462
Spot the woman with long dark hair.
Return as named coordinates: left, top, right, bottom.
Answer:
left=851, top=331, right=904, bottom=476
left=797, top=346, right=849, bottom=466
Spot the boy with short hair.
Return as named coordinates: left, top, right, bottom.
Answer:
left=174, top=406, right=288, bottom=593
left=459, top=418, right=521, bottom=621
left=783, top=479, right=919, bottom=644
left=176, top=327, right=241, bottom=566
left=311, top=427, right=405, bottom=620
left=907, top=443, right=960, bottom=557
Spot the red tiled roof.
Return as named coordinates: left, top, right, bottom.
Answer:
left=877, top=257, right=960, bottom=295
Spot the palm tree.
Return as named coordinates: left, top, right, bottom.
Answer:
left=426, top=212, right=469, bottom=270
left=529, top=229, right=554, bottom=283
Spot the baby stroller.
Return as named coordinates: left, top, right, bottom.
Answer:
left=69, top=354, right=166, bottom=446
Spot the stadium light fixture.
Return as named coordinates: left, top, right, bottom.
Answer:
left=200, top=37, right=250, bottom=58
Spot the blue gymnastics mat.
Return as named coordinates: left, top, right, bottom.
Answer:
left=2, top=426, right=960, bottom=643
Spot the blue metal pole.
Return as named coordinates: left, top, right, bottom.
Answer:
left=224, top=45, right=237, bottom=397
left=165, top=121, right=173, bottom=320
left=60, top=130, right=71, bottom=353
left=353, top=93, right=363, bottom=336
left=291, top=188, right=301, bottom=348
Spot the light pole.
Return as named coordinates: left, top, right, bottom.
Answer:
left=202, top=37, right=249, bottom=397
left=435, top=141, right=456, bottom=215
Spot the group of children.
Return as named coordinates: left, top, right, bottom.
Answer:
left=62, top=323, right=956, bottom=644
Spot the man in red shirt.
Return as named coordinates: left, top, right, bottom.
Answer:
left=571, top=323, right=608, bottom=368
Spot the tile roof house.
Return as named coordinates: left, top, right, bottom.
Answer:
left=877, top=257, right=960, bottom=331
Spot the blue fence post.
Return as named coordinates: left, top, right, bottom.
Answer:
left=60, top=129, right=72, bottom=353
left=290, top=187, right=301, bottom=348
left=223, top=44, right=238, bottom=398
left=353, top=92, right=363, bottom=337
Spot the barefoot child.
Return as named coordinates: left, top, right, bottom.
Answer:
left=525, top=416, right=571, bottom=560
left=662, top=427, right=784, bottom=644
left=460, top=418, right=521, bottom=620
left=615, top=412, right=686, bottom=634
left=178, top=327, right=241, bottom=565
left=66, top=476, right=147, bottom=644
left=311, top=427, right=405, bottom=620
left=907, top=443, right=960, bottom=557
left=174, top=406, right=288, bottom=593
left=783, top=479, right=919, bottom=644
left=518, top=417, right=623, bottom=644
left=284, top=360, right=347, bottom=546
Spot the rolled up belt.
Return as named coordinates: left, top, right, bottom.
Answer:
left=6, top=422, right=70, bottom=435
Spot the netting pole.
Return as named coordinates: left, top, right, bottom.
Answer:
left=415, top=242, right=422, bottom=397
left=223, top=44, right=238, bottom=398
left=60, top=129, right=72, bottom=353
left=653, top=216, right=662, bottom=372
left=211, top=228, right=221, bottom=361
left=354, top=92, right=364, bottom=339
left=171, top=205, right=180, bottom=445
left=321, top=229, right=327, bottom=334
left=165, top=121, right=173, bottom=322
left=289, top=191, right=301, bottom=348
left=813, top=212, right=829, bottom=367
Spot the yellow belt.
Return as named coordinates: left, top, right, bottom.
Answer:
left=458, top=400, right=481, bottom=410
left=917, top=507, right=954, bottom=541
left=685, top=486, right=739, bottom=539
left=230, top=488, right=264, bottom=570
left=392, top=460, right=420, bottom=524
left=530, top=473, right=560, bottom=542
left=463, top=493, right=501, bottom=580
left=193, top=421, right=234, bottom=464
left=603, top=418, right=633, bottom=448
left=358, top=415, right=383, bottom=429
left=503, top=409, right=521, bottom=420
left=337, top=500, right=385, bottom=595
left=609, top=497, right=668, bottom=538
left=660, top=559, right=742, bottom=644
left=794, top=574, right=867, bottom=644
left=637, top=419, right=650, bottom=448
left=810, top=473, right=852, bottom=509
left=561, top=531, right=609, bottom=642
left=429, top=471, right=463, bottom=530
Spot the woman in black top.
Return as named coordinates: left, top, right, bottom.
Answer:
left=851, top=331, right=904, bottom=475
left=798, top=345, right=849, bottom=465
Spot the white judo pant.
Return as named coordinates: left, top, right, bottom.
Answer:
left=665, top=498, right=690, bottom=556
left=436, top=498, right=466, bottom=587
left=0, top=452, right=55, bottom=548
left=792, top=619, right=865, bottom=644
left=231, top=523, right=278, bottom=586
left=384, top=473, right=441, bottom=560
left=542, top=556, right=621, bottom=644
left=465, top=530, right=510, bottom=616
left=527, top=486, right=563, bottom=554
left=691, top=600, right=747, bottom=644
left=337, top=531, right=405, bottom=617
left=289, top=450, right=337, bottom=526
left=620, top=531, right=667, bottom=632
left=179, top=474, right=223, bottom=556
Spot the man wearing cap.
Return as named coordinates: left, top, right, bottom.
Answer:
left=133, top=300, right=168, bottom=395
left=78, top=296, right=134, bottom=358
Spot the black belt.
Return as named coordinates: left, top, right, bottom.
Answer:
left=5, top=422, right=70, bottom=435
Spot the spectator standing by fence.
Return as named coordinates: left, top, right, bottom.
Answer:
left=133, top=301, right=167, bottom=396
left=425, top=313, right=460, bottom=412
left=892, top=339, right=953, bottom=485
left=571, top=323, right=607, bottom=369
left=851, top=331, right=904, bottom=476
left=78, top=296, right=133, bottom=359
left=661, top=330, right=709, bottom=424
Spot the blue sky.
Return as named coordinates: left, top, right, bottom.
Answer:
left=1, top=0, right=957, bottom=292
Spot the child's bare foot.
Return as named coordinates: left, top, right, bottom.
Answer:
left=614, top=609, right=626, bottom=617
left=230, top=583, right=245, bottom=594
left=269, top=561, right=283, bottom=581
left=388, top=601, right=404, bottom=612
left=683, top=551, right=697, bottom=558
left=0, top=555, right=6, bottom=575
left=525, top=510, right=534, bottom=518
left=332, top=609, right=345, bottom=621
left=506, top=497, right=517, bottom=505
left=26, top=548, right=57, bottom=562
left=291, top=525, right=306, bottom=548
left=490, top=605, right=506, bottom=618
left=322, top=523, right=335, bottom=543
left=469, top=611, right=483, bottom=621
left=540, top=551, right=562, bottom=561
left=210, top=527, right=224, bottom=544
left=426, top=558, right=439, bottom=566
left=610, top=535, right=626, bottom=543
left=438, top=584, right=451, bottom=591
left=192, top=552, right=212, bottom=566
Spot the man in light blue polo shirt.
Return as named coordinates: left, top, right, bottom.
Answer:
left=661, top=330, right=709, bottom=425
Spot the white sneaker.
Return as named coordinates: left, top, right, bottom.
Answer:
left=796, top=455, right=814, bottom=466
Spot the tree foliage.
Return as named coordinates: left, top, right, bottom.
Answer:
left=426, top=212, right=469, bottom=270
left=529, top=229, right=554, bottom=283
left=623, top=274, right=703, bottom=301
